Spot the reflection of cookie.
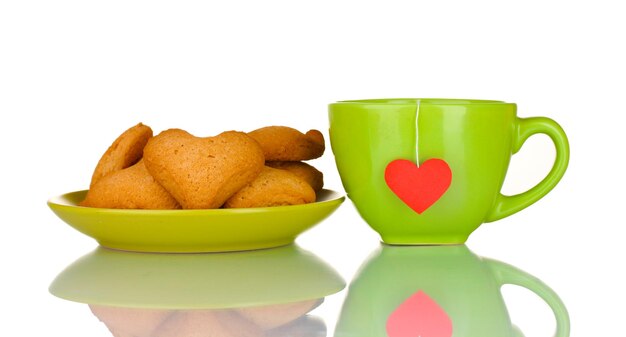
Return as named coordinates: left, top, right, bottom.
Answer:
left=89, top=123, right=153, bottom=188
left=153, top=310, right=262, bottom=337
left=143, top=129, right=265, bottom=209
left=224, top=166, right=316, bottom=208
left=266, top=161, right=324, bottom=192
left=80, top=160, right=180, bottom=209
left=89, top=305, right=171, bottom=337
left=237, top=299, right=323, bottom=330
left=265, top=315, right=326, bottom=337
left=248, top=126, right=325, bottom=161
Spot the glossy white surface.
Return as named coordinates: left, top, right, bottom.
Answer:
left=1, top=1, right=625, bottom=336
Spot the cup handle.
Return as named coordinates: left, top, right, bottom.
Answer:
left=486, top=258, right=570, bottom=337
left=485, top=117, right=569, bottom=222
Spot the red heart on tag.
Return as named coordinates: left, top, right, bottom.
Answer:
left=384, top=159, right=452, bottom=214
left=386, top=291, right=453, bottom=337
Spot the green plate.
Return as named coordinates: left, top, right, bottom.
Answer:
left=49, top=244, right=346, bottom=309
left=48, top=189, right=344, bottom=253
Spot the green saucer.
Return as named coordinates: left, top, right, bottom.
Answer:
left=48, top=189, right=344, bottom=253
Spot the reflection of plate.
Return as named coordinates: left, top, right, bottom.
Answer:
left=49, top=244, right=345, bottom=309
left=48, top=189, right=344, bottom=253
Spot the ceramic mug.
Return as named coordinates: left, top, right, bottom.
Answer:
left=334, top=245, right=569, bottom=337
left=329, top=99, right=569, bottom=244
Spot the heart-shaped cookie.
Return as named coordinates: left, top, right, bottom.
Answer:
left=143, top=129, right=265, bottom=209
left=224, top=166, right=316, bottom=208
left=89, top=123, right=153, bottom=188
left=266, top=161, right=324, bottom=192
left=248, top=126, right=325, bottom=161
left=80, top=160, right=180, bottom=210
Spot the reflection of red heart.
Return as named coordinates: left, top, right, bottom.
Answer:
left=387, top=291, right=453, bottom=337
left=385, top=159, right=452, bottom=214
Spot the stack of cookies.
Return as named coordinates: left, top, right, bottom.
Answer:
left=80, top=123, right=325, bottom=210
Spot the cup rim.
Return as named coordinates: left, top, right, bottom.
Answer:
left=331, top=98, right=515, bottom=106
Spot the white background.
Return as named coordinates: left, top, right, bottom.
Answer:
left=1, top=1, right=624, bottom=336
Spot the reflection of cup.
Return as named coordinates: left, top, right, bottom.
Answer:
left=329, top=99, right=569, bottom=244
left=50, top=245, right=344, bottom=337
left=334, top=245, right=569, bottom=337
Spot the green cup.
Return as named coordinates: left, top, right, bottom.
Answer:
left=334, top=245, right=569, bottom=337
left=329, top=99, right=569, bottom=244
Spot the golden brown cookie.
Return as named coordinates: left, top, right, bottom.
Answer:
left=248, top=126, right=325, bottom=161
left=153, top=310, right=262, bottom=337
left=236, top=299, right=323, bottom=330
left=143, top=129, right=265, bottom=209
left=89, top=305, right=171, bottom=337
left=266, top=161, right=324, bottom=192
left=80, top=160, right=180, bottom=209
left=89, top=123, right=153, bottom=188
left=224, top=166, right=316, bottom=208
